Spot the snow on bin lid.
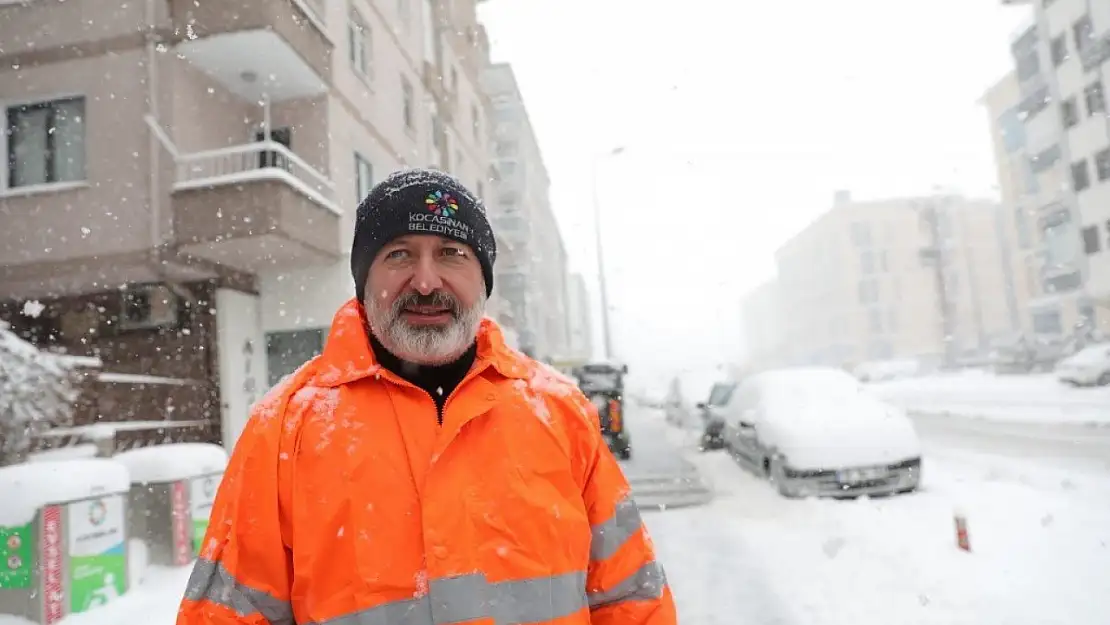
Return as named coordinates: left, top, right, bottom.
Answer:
left=113, top=443, right=229, bottom=484
left=0, top=459, right=130, bottom=526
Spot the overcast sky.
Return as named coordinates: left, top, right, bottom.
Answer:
left=478, top=0, right=1032, bottom=387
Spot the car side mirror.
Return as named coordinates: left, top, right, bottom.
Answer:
left=695, top=402, right=706, bottom=410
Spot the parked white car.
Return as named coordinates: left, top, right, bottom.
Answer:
left=1054, top=343, right=1110, bottom=387
left=720, top=367, right=922, bottom=498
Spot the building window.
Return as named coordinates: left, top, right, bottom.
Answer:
left=1073, top=15, right=1094, bottom=53
left=1015, top=48, right=1040, bottom=82
left=401, top=76, right=414, bottom=129
left=355, top=153, right=373, bottom=203
left=1061, top=97, right=1079, bottom=128
left=1030, top=144, right=1061, bottom=173
left=1032, top=310, right=1063, bottom=335
left=869, top=308, right=883, bottom=333
left=850, top=222, right=871, bottom=247
left=1050, top=34, right=1068, bottom=66
left=1082, top=225, right=1101, bottom=255
left=858, top=279, right=879, bottom=304
left=347, top=11, right=372, bottom=80
left=1085, top=82, right=1105, bottom=116
left=860, top=251, right=875, bottom=274
left=999, top=108, right=1025, bottom=153
left=1071, top=160, right=1091, bottom=192
left=1096, top=147, right=1110, bottom=182
left=266, top=329, right=325, bottom=387
left=6, top=96, right=86, bottom=188
left=1019, top=87, right=1051, bottom=120
left=1015, top=206, right=1032, bottom=248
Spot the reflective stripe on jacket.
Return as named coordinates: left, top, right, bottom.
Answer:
left=176, top=298, right=677, bottom=625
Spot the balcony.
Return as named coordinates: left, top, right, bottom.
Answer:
left=0, top=0, right=330, bottom=73
left=1079, top=32, right=1110, bottom=72
left=169, top=139, right=341, bottom=273
left=169, top=0, right=331, bottom=101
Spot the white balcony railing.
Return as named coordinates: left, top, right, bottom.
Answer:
left=174, top=141, right=340, bottom=215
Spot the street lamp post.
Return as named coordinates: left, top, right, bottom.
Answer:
left=592, top=146, right=625, bottom=362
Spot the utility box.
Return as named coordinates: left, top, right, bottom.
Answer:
left=113, top=443, right=229, bottom=567
left=0, top=459, right=132, bottom=624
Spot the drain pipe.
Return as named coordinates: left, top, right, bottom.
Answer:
left=143, top=0, right=196, bottom=308
left=146, top=0, right=161, bottom=252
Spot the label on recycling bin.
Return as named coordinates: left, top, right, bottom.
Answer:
left=189, top=474, right=219, bottom=553
left=41, top=506, right=64, bottom=625
left=0, top=522, right=33, bottom=589
left=68, top=495, right=126, bottom=613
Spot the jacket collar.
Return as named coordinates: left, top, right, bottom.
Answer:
left=310, top=298, right=529, bottom=387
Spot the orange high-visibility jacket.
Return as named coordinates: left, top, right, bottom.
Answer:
left=177, top=299, right=677, bottom=625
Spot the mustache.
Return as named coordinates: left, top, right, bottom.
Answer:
left=392, top=290, right=461, bottom=316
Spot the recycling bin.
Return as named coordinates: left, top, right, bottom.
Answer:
left=113, top=443, right=228, bottom=567
left=0, top=458, right=132, bottom=625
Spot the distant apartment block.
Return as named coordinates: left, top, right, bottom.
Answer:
left=768, top=192, right=1021, bottom=368
left=481, top=62, right=572, bottom=361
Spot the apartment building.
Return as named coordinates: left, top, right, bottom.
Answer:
left=772, top=192, right=1020, bottom=369
left=0, top=0, right=504, bottom=449
left=739, top=279, right=785, bottom=372
left=481, top=62, right=572, bottom=361
left=981, top=70, right=1042, bottom=336
left=998, top=0, right=1109, bottom=336
left=565, top=272, right=595, bottom=361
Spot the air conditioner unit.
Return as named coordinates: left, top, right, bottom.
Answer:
left=119, top=284, right=180, bottom=331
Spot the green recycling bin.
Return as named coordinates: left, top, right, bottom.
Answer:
left=0, top=458, right=131, bottom=624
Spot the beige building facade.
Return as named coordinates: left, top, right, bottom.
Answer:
left=995, top=0, right=1110, bottom=337
left=766, top=192, right=1020, bottom=369
left=0, top=0, right=513, bottom=448
left=481, top=62, right=571, bottom=361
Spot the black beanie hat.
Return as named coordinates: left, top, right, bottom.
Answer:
left=350, top=168, right=496, bottom=302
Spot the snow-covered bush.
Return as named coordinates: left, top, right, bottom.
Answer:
left=0, top=321, right=82, bottom=465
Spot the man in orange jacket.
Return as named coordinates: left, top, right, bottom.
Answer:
left=177, top=168, right=678, bottom=625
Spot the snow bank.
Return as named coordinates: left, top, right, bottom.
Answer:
left=869, top=370, right=1110, bottom=425
left=669, top=434, right=1110, bottom=624
left=0, top=459, right=130, bottom=526
left=113, top=443, right=229, bottom=484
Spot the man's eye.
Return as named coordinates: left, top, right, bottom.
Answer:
left=443, top=247, right=467, bottom=257
left=386, top=249, right=409, bottom=260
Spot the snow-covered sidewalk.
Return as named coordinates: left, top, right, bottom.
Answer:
left=867, top=370, right=1110, bottom=426
left=655, top=419, right=1110, bottom=625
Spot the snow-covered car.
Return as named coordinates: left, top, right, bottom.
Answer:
left=696, top=381, right=736, bottom=451
left=1054, top=343, right=1110, bottom=387
left=719, top=366, right=922, bottom=498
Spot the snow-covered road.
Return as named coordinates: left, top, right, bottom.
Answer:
left=651, top=408, right=1110, bottom=625
left=910, top=411, right=1110, bottom=463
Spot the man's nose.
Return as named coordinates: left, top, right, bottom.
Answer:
left=410, top=256, right=444, bottom=295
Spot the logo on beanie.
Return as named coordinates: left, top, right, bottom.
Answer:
left=424, top=190, right=459, bottom=217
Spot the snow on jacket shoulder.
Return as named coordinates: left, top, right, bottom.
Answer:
left=177, top=298, right=676, bottom=625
